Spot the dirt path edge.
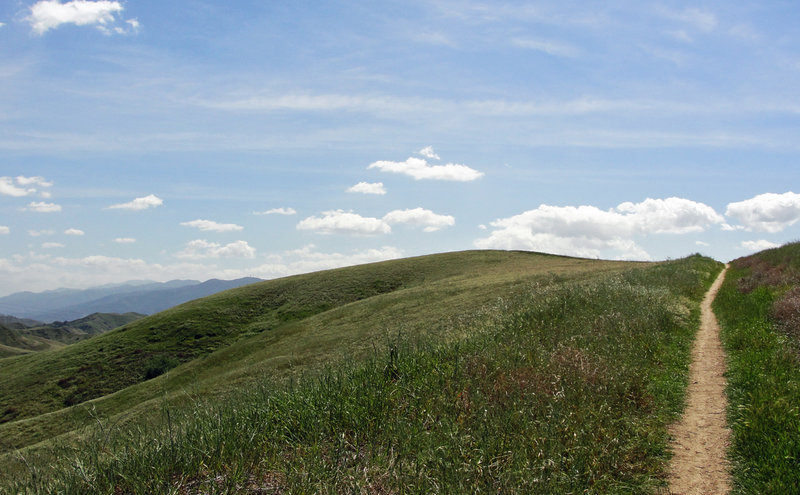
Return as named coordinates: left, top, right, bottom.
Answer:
left=667, top=265, right=731, bottom=495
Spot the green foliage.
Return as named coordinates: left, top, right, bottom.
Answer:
left=0, top=253, right=721, bottom=494
left=0, top=250, right=632, bottom=455
left=714, top=244, right=800, bottom=494
left=143, top=355, right=180, bottom=380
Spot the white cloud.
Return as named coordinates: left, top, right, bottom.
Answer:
left=28, top=229, right=55, bottom=236
left=1, top=177, right=34, bottom=197
left=65, top=228, right=84, bottom=236
left=177, top=239, right=256, bottom=260
left=616, top=197, right=724, bottom=234
left=512, top=38, right=580, bottom=57
left=25, top=0, right=138, bottom=35
left=16, top=175, right=53, bottom=187
left=696, top=240, right=710, bottom=247
left=347, top=182, right=387, bottom=195
left=368, top=157, right=484, bottom=181
left=298, top=207, right=459, bottom=235
left=41, top=242, right=64, bottom=249
left=474, top=197, right=723, bottom=260
left=383, top=208, right=455, bottom=232
left=725, top=192, right=800, bottom=233
left=24, top=201, right=61, bottom=213
left=1, top=176, right=54, bottom=198
left=113, top=237, right=136, bottom=244
left=418, top=146, right=441, bottom=160
left=0, top=226, right=8, bottom=235
left=297, top=210, right=391, bottom=236
left=741, top=240, right=780, bottom=252
left=180, top=219, right=244, bottom=232
left=254, top=207, right=297, bottom=215
left=108, top=194, right=163, bottom=210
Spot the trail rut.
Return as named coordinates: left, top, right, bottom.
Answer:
left=667, top=266, right=731, bottom=494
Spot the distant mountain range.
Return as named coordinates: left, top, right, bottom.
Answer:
left=0, top=278, right=263, bottom=322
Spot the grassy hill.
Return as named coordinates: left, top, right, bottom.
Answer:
left=19, top=312, right=145, bottom=345
left=0, top=324, right=64, bottom=359
left=0, top=250, right=723, bottom=493
left=713, top=242, right=800, bottom=493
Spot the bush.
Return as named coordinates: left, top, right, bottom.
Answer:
left=143, top=355, right=180, bottom=380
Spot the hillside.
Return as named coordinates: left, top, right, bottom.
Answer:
left=1, top=251, right=623, bottom=429
left=0, top=324, right=64, bottom=358
left=712, top=241, right=800, bottom=492
left=0, top=250, right=723, bottom=493
left=20, top=312, right=145, bottom=345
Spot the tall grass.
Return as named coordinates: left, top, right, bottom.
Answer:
left=3, top=255, right=720, bottom=494
left=714, top=252, right=800, bottom=493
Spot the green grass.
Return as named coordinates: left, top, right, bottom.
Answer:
left=0, top=251, right=630, bottom=453
left=713, top=243, right=800, bottom=494
left=20, top=312, right=145, bottom=345
left=0, top=252, right=721, bottom=494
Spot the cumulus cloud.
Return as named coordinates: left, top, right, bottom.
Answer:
left=383, top=208, right=455, bottom=232
left=725, top=192, right=800, bottom=233
left=65, top=228, right=84, bottom=235
left=41, top=242, right=64, bottom=249
left=474, top=197, right=723, bottom=260
left=113, top=237, right=136, bottom=244
left=368, top=157, right=484, bottom=181
left=418, top=146, right=441, bottom=160
left=297, top=207, right=455, bottom=235
left=180, top=219, right=244, bottom=232
left=28, top=229, right=55, bottom=236
left=254, top=207, right=297, bottom=215
left=0, top=226, right=8, bottom=235
left=1, top=176, right=53, bottom=197
left=177, top=239, right=256, bottom=260
left=24, top=201, right=61, bottom=213
left=741, top=240, right=780, bottom=252
left=16, top=176, right=53, bottom=187
left=25, top=0, right=138, bottom=35
left=108, top=194, right=163, bottom=210
left=347, top=182, right=387, bottom=195
left=616, top=197, right=725, bottom=234
left=0, top=177, right=29, bottom=197
left=297, top=210, right=391, bottom=236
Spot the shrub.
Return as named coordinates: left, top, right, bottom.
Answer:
left=143, top=355, right=180, bottom=380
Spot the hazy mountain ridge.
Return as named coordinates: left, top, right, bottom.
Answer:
left=0, top=278, right=262, bottom=322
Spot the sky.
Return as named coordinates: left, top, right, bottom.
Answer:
left=1, top=1, right=800, bottom=297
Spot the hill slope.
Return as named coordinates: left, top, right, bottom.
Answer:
left=20, top=312, right=146, bottom=345
left=0, top=251, right=723, bottom=493
left=713, top=242, right=800, bottom=492
left=0, top=250, right=630, bottom=446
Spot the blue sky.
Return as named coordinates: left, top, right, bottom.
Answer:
left=2, top=1, right=800, bottom=296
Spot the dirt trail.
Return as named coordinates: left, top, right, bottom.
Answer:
left=667, top=266, right=731, bottom=494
